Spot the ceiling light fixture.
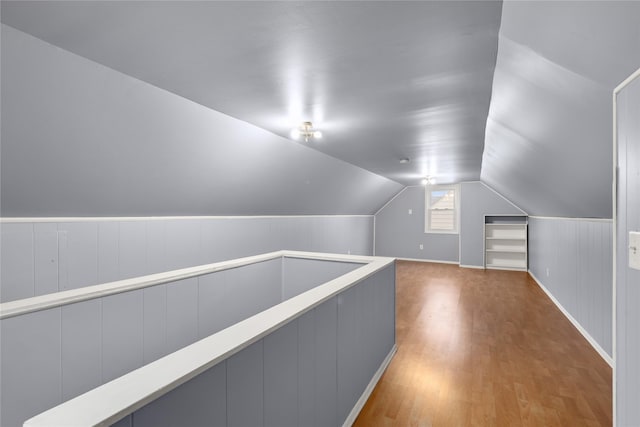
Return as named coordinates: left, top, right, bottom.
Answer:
left=291, top=121, right=322, bottom=142
left=421, top=176, right=435, bottom=186
left=399, top=158, right=410, bottom=164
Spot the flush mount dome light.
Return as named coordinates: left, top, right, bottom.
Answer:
left=291, top=121, right=322, bottom=142
left=399, top=158, right=410, bottom=164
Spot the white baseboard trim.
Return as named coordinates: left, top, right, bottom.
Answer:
left=459, top=264, right=485, bottom=269
left=342, top=344, right=397, bottom=427
left=396, top=257, right=458, bottom=265
left=528, top=271, right=613, bottom=367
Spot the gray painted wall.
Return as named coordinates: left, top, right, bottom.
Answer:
left=615, top=74, right=640, bottom=426
left=374, top=186, right=458, bottom=262
left=1, top=259, right=281, bottom=427
left=528, top=217, right=612, bottom=358
left=281, top=258, right=361, bottom=301
left=482, top=1, right=640, bottom=218
left=117, top=263, right=395, bottom=427
left=0, top=24, right=403, bottom=217
left=1, top=256, right=376, bottom=427
left=0, top=216, right=373, bottom=303
left=375, top=182, right=523, bottom=264
left=459, top=182, right=524, bottom=267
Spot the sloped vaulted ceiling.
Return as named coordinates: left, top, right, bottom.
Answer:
left=482, top=1, right=640, bottom=218
left=0, top=24, right=404, bottom=216
left=2, top=1, right=638, bottom=218
left=1, top=1, right=502, bottom=186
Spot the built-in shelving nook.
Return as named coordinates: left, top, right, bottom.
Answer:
left=484, top=215, right=528, bottom=271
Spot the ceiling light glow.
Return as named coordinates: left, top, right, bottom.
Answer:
left=291, top=121, right=322, bottom=142
left=422, top=176, right=435, bottom=186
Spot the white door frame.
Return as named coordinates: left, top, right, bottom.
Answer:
left=612, top=66, right=640, bottom=427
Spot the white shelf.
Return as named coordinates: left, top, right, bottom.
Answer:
left=485, top=237, right=526, bottom=241
left=485, top=249, right=526, bottom=254
left=486, top=264, right=527, bottom=272
left=485, top=229, right=526, bottom=240
left=486, top=261, right=527, bottom=268
left=484, top=216, right=527, bottom=271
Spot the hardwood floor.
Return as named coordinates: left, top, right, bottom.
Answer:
left=354, top=261, right=612, bottom=427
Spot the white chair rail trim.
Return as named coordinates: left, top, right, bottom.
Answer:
left=0, top=250, right=379, bottom=320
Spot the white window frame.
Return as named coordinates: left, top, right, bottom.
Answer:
left=425, top=184, right=460, bottom=234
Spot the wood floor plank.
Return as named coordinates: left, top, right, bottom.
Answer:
left=353, top=261, right=612, bottom=426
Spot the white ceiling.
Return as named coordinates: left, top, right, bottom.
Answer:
left=1, top=1, right=503, bottom=186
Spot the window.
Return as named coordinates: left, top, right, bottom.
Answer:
left=425, top=185, right=459, bottom=234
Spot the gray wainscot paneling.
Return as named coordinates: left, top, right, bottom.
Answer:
left=0, top=308, right=62, bottom=427
left=0, top=215, right=374, bottom=303
left=142, top=284, right=169, bottom=363
left=528, top=217, right=612, bottom=359
left=34, top=223, right=59, bottom=296
left=166, top=278, right=199, bottom=354
left=58, top=222, right=99, bottom=291
left=282, top=257, right=362, bottom=300
left=615, top=74, right=640, bottom=426
left=102, top=290, right=145, bottom=383
left=298, top=297, right=339, bottom=427
left=224, top=259, right=282, bottom=327
left=0, top=223, right=34, bottom=301
left=132, top=362, right=227, bottom=427
left=375, top=186, right=459, bottom=262
left=337, top=263, right=395, bottom=422
left=98, top=221, right=120, bottom=283
left=226, top=340, right=265, bottom=427
left=111, top=416, right=132, bottom=427
left=263, top=321, right=299, bottom=427
left=197, top=271, right=227, bottom=338
left=2, top=254, right=390, bottom=426
left=165, top=220, right=201, bottom=271
left=61, top=299, right=102, bottom=400
left=145, top=220, right=167, bottom=274
left=119, top=221, right=148, bottom=279
left=124, top=262, right=395, bottom=427
left=0, top=222, right=60, bottom=300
